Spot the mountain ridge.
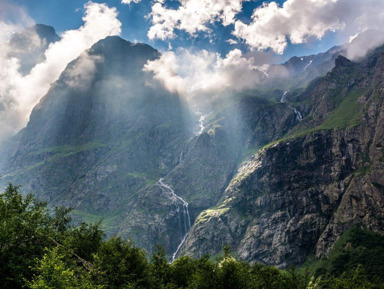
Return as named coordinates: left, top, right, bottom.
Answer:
left=1, top=28, right=384, bottom=266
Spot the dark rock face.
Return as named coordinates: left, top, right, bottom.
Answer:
left=180, top=46, right=384, bottom=267
left=8, top=24, right=60, bottom=74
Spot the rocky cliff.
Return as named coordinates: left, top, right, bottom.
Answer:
left=3, top=28, right=383, bottom=266
left=180, top=47, right=384, bottom=267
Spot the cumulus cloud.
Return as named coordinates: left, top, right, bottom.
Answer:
left=144, top=0, right=384, bottom=56
left=0, top=1, right=121, bottom=141
left=233, top=0, right=344, bottom=54
left=121, top=0, right=142, bottom=3
left=147, top=0, right=248, bottom=40
left=233, top=0, right=384, bottom=54
left=144, top=48, right=271, bottom=95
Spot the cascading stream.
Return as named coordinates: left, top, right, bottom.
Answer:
left=280, top=91, right=289, bottom=103
left=280, top=91, right=303, bottom=122
left=193, top=109, right=207, bottom=135
left=157, top=178, right=191, bottom=262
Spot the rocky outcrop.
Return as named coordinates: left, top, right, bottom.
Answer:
left=180, top=46, right=384, bottom=266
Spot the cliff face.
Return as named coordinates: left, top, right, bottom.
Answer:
left=180, top=47, right=384, bottom=267
left=2, top=29, right=383, bottom=266
left=0, top=35, right=301, bottom=256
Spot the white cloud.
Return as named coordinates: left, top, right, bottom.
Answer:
left=0, top=1, right=121, bottom=140
left=233, top=0, right=344, bottom=54
left=0, top=0, right=34, bottom=42
left=345, top=29, right=384, bottom=60
left=144, top=48, right=270, bottom=95
left=147, top=0, right=248, bottom=40
left=144, top=51, right=186, bottom=94
left=144, top=0, right=384, bottom=56
left=121, top=0, right=142, bottom=4
left=233, top=0, right=384, bottom=54
left=227, top=39, right=238, bottom=45
left=64, top=52, right=103, bottom=90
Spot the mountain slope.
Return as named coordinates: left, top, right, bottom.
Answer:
left=2, top=30, right=378, bottom=264
left=0, top=34, right=307, bottom=256
left=179, top=47, right=384, bottom=267
left=1, top=36, right=195, bottom=251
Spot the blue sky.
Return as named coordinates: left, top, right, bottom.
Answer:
left=10, top=0, right=343, bottom=62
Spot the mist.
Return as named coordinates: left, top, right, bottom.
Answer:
left=345, top=29, right=384, bottom=61
left=143, top=48, right=283, bottom=100
left=0, top=1, right=121, bottom=143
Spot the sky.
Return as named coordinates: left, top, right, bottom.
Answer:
left=1, top=0, right=384, bottom=140
left=4, top=0, right=353, bottom=61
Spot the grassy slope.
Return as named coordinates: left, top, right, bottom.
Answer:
left=300, top=228, right=384, bottom=282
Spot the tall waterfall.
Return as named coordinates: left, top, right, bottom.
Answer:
left=158, top=178, right=191, bottom=261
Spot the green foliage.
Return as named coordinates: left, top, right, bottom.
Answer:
left=328, top=228, right=384, bottom=283
left=1, top=185, right=384, bottom=289
left=0, top=184, right=71, bottom=288
left=168, top=256, right=197, bottom=288
left=308, top=265, right=384, bottom=289
left=92, top=237, right=150, bottom=289
left=150, top=245, right=171, bottom=288
left=28, top=247, right=100, bottom=289
left=316, top=88, right=362, bottom=130
left=303, top=227, right=384, bottom=287
left=63, top=222, right=104, bottom=261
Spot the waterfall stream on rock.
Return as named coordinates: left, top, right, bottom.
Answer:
left=158, top=178, right=191, bottom=261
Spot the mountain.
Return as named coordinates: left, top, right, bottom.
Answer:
left=2, top=30, right=383, bottom=267
left=0, top=34, right=304, bottom=256
left=7, top=24, right=60, bottom=75
left=180, top=47, right=384, bottom=267
left=1, top=36, right=195, bottom=252
left=258, top=45, right=342, bottom=94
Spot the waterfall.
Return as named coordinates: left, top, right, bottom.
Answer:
left=293, top=107, right=303, bottom=121
left=157, top=178, right=191, bottom=262
left=280, top=91, right=289, bottom=103
left=196, top=111, right=207, bottom=135
left=304, top=60, right=313, bottom=71
left=192, top=107, right=208, bottom=135
left=281, top=91, right=303, bottom=122
left=179, top=150, right=184, bottom=164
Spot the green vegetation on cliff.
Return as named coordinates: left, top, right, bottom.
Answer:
left=302, top=227, right=384, bottom=284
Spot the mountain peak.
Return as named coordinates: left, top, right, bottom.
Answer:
left=10, top=24, right=60, bottom=46
left=88, top=35, right=160, bottom=61
left=335, top=55, right=353, bottom=67
left=31, top=24, right=60, bottom=41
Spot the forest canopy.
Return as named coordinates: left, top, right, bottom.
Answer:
left=1, top=184, right=383, bottom=289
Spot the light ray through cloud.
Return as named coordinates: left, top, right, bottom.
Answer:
left=0, top=1, right=121, bottom=140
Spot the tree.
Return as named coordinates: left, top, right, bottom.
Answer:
left=149, top=245, right=171, bottom=288
left=93, top=236, right=150, bottom=288
left=0, top=184, right=71, bottom=288
left=28, top=247, right=100, bottom=289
